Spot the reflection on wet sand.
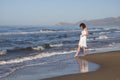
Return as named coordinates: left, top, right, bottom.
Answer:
left=75, top=57, right=88, bottom=73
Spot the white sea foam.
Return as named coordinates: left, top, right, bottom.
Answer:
left=32, top=46, right=45, bottom=51
left=99, top=32, right=110, bottom=34
left=0, top=50, right=7, bottom=56
left=115, top=31, right=120, bottom=33
left=50, top=43, right=63, bottom=47
left=108, top=44, right=114, bottom=47
left=97, top=35, right=109, bottom=39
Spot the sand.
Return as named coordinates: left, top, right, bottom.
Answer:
left=43, top=51, right=120, bottom=80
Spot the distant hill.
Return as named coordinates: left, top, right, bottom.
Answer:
left=57, top=17, right=120, bottom=26
left=56, top=22, right=75, bottom=26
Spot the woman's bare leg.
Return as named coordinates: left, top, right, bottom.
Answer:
left=74, top=45, right=81, bottom=57
left=82, top=46, right=86, bottom=56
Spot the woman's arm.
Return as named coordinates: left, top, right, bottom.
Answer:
left=82, top=28, right=89, bottom=37
left=85, top=28, right=89, bottom=36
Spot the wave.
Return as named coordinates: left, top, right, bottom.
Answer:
left=96, top=35, right=109, bottom=40
left=0, top=31, right=41, bottom=35
left=32, top=43, right=63, bottom=50
left=6, top=46, right=45, bottom=53
left=0, top=50, right=75, bottom=66
left=7, top=47, right=34, bottom=52
left=0, top=30, right=80, bottom=36
left=87, top=36, right=109, bottom=41
left=104, top=27, right=120, bottom=31
left=0, top=43, right=64, bottom=55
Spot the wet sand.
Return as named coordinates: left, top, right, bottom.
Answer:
left=43, top=51, right=120, bottom=80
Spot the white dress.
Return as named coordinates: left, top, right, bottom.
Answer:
left=78, top=30, right=87, bottom=48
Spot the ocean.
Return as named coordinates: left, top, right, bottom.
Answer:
left=0, top=25, right=120, bottom=79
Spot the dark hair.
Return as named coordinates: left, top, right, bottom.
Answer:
left=80, top=23, right=86, bottom=29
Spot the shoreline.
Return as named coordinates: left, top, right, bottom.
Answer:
left=43, top=51, right=120, bottom=80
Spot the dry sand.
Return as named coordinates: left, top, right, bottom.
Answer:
left=43, top=51, right=120, bottom=80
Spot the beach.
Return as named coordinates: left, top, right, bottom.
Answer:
left=43, top=51, right=120, bottom=80
left=0, top=0, right=120, bottom=79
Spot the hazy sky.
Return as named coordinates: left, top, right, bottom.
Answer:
left=0, top=0, right=120, bottom=25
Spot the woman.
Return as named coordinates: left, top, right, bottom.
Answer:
left=74, top=23, right=89, bottom=57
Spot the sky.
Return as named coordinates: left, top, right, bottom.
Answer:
left=0, top=0, right=120, bottom=25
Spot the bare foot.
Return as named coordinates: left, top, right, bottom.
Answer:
left=74, top=54, right=78, bottom=57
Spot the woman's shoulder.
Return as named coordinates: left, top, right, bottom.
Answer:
left=84, top=28, right=88, bottom=31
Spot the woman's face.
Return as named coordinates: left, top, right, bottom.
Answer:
left=80, top=26, right=83, bottom=30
